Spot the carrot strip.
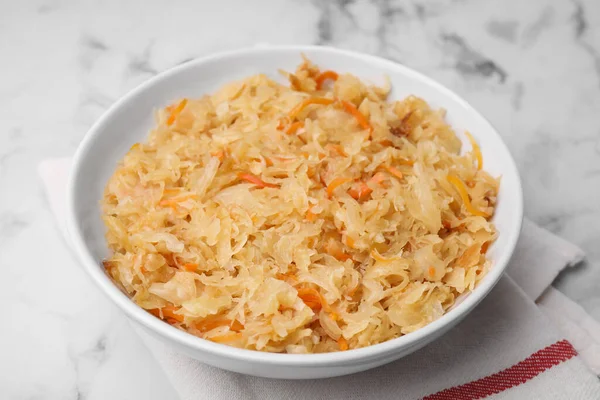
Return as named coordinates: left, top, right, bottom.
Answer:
left=159, top=194, right=199, bottom=207
left=286, top=121, right=304, bottom=135
left=447, top=174, right=490, bottom=218
left=289, top=74, right=302, bottom=90
left=346, top=236, right=355, bottom=249
left=481, top=241, right=490, bottom=254
left=386, top=166, right=404, bottom=180
left=195, top=317, right=243, bottom=333
left=288, top=97, right=335, bottom=120
left=275, top=272, right=298, bottom=282
left=340, top=100, right=372, bottom=134
left=167, top=99, right=188, bottom=126
left=306, top=209, right=318, bottom=222
left=276, top=119, right=287, bottom=130
left=297, top=287, right=334, bottom=313
left=397, top=158, right=415, bottom=166
left=151, top=305, right=184, bottom=322
left=209, top=332, right=242, bottom=343
left=348, top=182, right=372, bottom=201
left=338, top=336, right=349, bottom=351
left=327, top=177, right=352, bottom=197
left=328, top=144, right=347, bottom=157
left=325, top=239, right=351, bottom=261
left=465, top=131, right=483, bottom=170
left=368, top=172, right=386, bottom=185
left=428, top=266, right=436, bottom=278
left=182, top=263, right=197, bottom=272
left=315, top=70, right=339, bottom=90
left=210, top=150, right=225, bottom=162
left=297, top=287, right=323, bottom=311
left=238, top=173, right=279, bottom=189
left=349, top=172, right=385, bottom=200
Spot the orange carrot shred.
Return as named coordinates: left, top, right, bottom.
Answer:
left=238, top=173, right=279, bottom=189
left=297, top=287, right=323, bottom=311
left=150, top=305, right=184, bottom=322
left=276, top=272, right=298, bottom=283
left=209, top=332, right=242, bottom=343
left=348, top=182, right=372, bottom=201
left=327, top=177, right=352, bottom=197
left=481, top=241, right=490, bottom=254
left=428, top=266, right=436, bottom=278
left=315, top=70, right=339, bottom=90
left=183, top=263, right=197, bottom=272
left=289, top=74, right=302, bottom=91
left=447, top=174, right=490, bottom=218
left=368, top=172, right=386, bottom=185
left=306, top=209, right=318, bottom=222
left=159, top=194, right=199, bottom=208
left=149, top=309, right=161, bottom=318
left=288, top=97, right=335, bottom=120
left=286, top=121, right=304, bottom=135
left=328, top=144, right=347, bottom=157
left=163, top=188, right=181, bottom=196
left=465, top=131, right=483, bottom=170
left=167, top=99, right=188, bottom=126
left=276, top=119, right=287, bottom=130
left=210, top=150, right=225, bottom=162
left=196, top=317, right=243, bottom=333
left=162, top=305, right=183, bottom=321
left=346, top=236, right=355, bottom=249
left=325, top=239, right=351, bottom=261
left=386, top=166, right=404, bottom=180
left=340, top=100, right=373, bottom=134
left=338, top=336, right=349, bottom=351
left=397, top=158, right=415, bottom=166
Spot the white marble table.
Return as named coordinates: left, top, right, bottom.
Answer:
left=1, top=0, right=599, bottom=398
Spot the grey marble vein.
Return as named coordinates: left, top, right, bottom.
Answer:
left=486, top=20, right=519, bottom=43
left=127, top=43, right=158, bottom=77
left=440, top=33, right=508, bottom=83
left=571, top=0, right=600, bottom=87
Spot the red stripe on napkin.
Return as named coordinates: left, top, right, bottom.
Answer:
left=423, top=340, right=577, bottom=400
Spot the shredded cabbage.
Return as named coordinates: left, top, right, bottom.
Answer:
left=102, top=58, right=499, bottom=353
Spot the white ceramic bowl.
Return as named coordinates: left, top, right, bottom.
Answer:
left=66, top=45, right=523, bottom=379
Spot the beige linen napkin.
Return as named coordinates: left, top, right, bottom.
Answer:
left=40, top=157, right=600, bottom=399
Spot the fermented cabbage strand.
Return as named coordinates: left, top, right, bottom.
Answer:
left=102, top=58, right=499, bottom=353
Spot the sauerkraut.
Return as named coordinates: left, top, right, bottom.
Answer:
left=102, top=58, right=499, bottom=353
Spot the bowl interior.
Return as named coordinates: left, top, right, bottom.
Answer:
left=68, top=46, right=522, bottom=363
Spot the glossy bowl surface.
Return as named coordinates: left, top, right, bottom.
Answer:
left=66, top=45, right=523, bottom=379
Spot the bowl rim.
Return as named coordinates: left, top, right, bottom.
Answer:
left=66, top=44, right=524, bottom=366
